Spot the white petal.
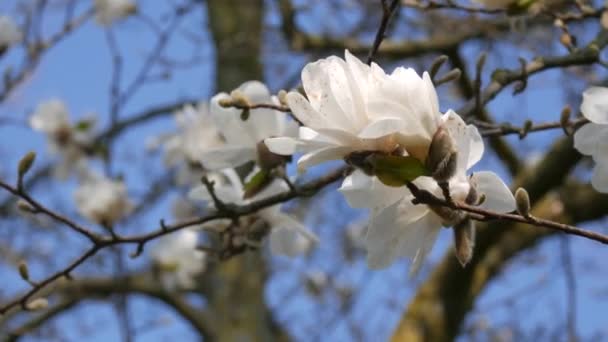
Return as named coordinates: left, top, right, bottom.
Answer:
left=573, top=123, right=608, bottom=156
left=286, top=92, right=326, bottom=130
left=297, top=146, right=353, bottom=172
left=339, top=170, right=403, bottom=209
left=470, top=171, right=516, bottom=213
left=442, top=110, right=484, bottom=171
left=264, top=137, right=299, bottom=155
left=581, top=87, right=608, bottom=124
left=365, top=201, right=402, bottom=269
left=591, top=161, right=608, bottom=193
left=199, top=146, right=256, bottom=170
left=408, top=214, right=443, bottom=276
left=357, top=117, right=407, bottom=140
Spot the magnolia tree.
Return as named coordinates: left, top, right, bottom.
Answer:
left=0, top=0, right=607, bottom=340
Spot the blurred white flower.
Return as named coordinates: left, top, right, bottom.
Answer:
left=29, top=99, right=95, bottom=178
left=189, top=169, right=318, bottom=256
left=574, top=87, right=608, bottom=193
left=200, top=81, right=298, bottom=170
left=0, top=15, right=22, bottom=52
left=73, top=171, right=133, bottom=226
left=151, top=103, right=225, bottom=185
left=150, top=229, right=206, bottom=289
left=94, top=0, right=137, bottom=25
left=340, top=112, right=515, bottom=271
left=265, top=50, right=445, bottom=172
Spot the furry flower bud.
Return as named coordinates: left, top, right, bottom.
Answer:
left=515, top=187, right=531, bottom=217
left=426, top=126, right=458, bottom=182
left=453, top=219, right=475, bottom=267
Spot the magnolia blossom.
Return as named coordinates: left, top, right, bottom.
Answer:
left=0, top=15, right=22, bottom=51
left=73, top=172, right=133, bottom=226
left=152, top=103, right=225, bottom=185
left=189, top=169, right=318, bottom=256
left=200, top=81, right=298, bottom=170
left=340, top=112, right=516, bottom=271
left=574, top=87, right=608, bottom=193
left=150, top=229, right=206, bottom=289
left=29, top=99, right=94, bottom=178
left=265, top=50, right=446, bottom=172
left=94, top=0, right=137, bottom=25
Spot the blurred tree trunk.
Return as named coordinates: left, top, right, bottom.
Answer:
left=204, top=1, right=287, bottom=341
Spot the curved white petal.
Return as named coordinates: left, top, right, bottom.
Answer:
left=591, top=161, right=608, bottom=193
left=442, top=110, right=484, bottom=172
left=286, top=92, right=326, bottom=130
left=581, top=87, right=608, bottom=124
left=470, top=171, right=516, bottom=213
left=264, top=137, right=299, bottom=155
left=357, top=117, right=407, bottom=140
left=573, top=123, right=607, bottom=156
left=339, top=170, right=404, bottom=210
left=199, top=146, right=256, bottom=170
left=297, top=146, right=353, bottom=172
left=408, top=214, right=443, bottom=276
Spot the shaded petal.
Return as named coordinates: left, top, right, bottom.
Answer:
left=199, top=146, right=256, bottom=170
left=357, top=117, right=407, bottom=140
left=591, top=161, right=608, bottom=193
left=442, top=110, right=484, bottom=172
left=264, top=137, right=299, bottom=155
left=286, top=92, right=326, bottom=130
left=581, top=87, right=608, bottom=124
left=297, top=146, right=353, bottom=172
left=408, top=214, right=443, bottom=276
left=470, top=171, right=516, bottom=213
left=573, top=123, right=608, bottom=156
left=339, top=170, right=404, bottom=209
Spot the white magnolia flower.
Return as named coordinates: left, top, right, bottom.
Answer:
left=189, top=169, right=318, bottom=256
left=265, top=50, right=447, bottom=172
left=150, top=229, right=206, bottom=289
left=94, top=0, right=137, bottom=25
left=200, top=81, right=298, bottom=170
left=29, top=99, right=95, bottom=178
left=574, top=87, right=608, bottom=193
left=73, top=171, right=133, bottom=226
left=340, top=112, right=516, bottom=271
left=152, top=103, right=225, bottom=185
left=0, top=15, right=22, bottom=51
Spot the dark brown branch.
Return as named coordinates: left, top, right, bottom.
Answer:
left=367, top=0, right=401, bottom=64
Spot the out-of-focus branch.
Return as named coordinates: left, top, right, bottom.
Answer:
left=4, top=275, right=213, bottom=340
left=0, top=165, right=348, bottom=316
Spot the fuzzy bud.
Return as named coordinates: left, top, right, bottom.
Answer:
left=560, top=105, right=572, bottom=136
left=277, top=90, right=288, bottom=106
left=18, top=261, right=29, bottom=281
left=229, top=89, right=250, bottom=107
left=18, top=151, right=36, bottom=179
left=426, top=126, right=458, bottom=182
left=515, top=187, right=531, bottom=217
left=25, top=298, right=48, bottom=311
left=453, top=219, right=475, bottom=267
left=17, top=200, right=36, bottom=213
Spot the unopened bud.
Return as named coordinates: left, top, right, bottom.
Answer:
left=18, top=151, right=36, bottom=178
left=519, top=120, right=533, bottom=139
left=453, top=219, right=475, bottom=267
left=25, top=298, right=48, bottom=311
left=240, top=108, right=250, bottom=121
left=426, top=126, right=458, bottom=182
left=18, top=261, right=29, bottom=281
left=434, top=69, right=461, bottom=86
left=560, top=33, right=573, bottom=49
left=229, top=89, right=250, bottom=107
left=429, top=55, right=449, bottom=80
left=560, top=105, right=572, bottom=136
left=515, top=187, right=531, bottom=217
left=17, top=200, right=36, bottom=213
left=277, top=90, right=288, bottom=106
